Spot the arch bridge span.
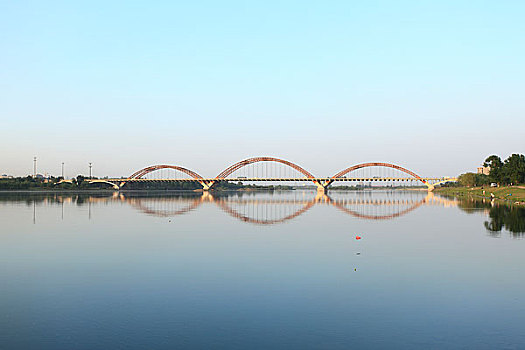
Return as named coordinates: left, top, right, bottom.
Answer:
left=84, top=157, right=457, bottom=192
left=216, top=157, right=315, bottom=179
left=320, top=162, right=434, bottom=190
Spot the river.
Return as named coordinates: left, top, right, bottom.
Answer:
left=1, top=190, right=524, bottom=349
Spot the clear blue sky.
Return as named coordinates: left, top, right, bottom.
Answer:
left=1, top=1, right=524, bottom=178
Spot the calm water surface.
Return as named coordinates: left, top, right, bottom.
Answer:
left=1, top=190, right=524, bottom=349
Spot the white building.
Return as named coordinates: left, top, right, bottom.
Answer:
left=477, top=166, right=490, bottom=176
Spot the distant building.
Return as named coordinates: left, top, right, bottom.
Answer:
left=0, top=174, right=13, bottom=179
left=477, top=166, right=490, bottom=175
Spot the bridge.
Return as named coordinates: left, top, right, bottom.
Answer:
left=57, top=157, right=457, bottom=192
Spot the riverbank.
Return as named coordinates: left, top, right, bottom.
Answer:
left=435, top=186, right=525, bottom=204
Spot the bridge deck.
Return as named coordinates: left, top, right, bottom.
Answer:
left=90, top=177, right=450, bottom=182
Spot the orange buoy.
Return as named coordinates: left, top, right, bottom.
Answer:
left=356, top=236, right=362, bottom=240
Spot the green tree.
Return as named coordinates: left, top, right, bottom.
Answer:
left=475, top=173, right=490, bottom=186
left=484, top=155, right=503, bottom=183
left=458, top=172, right=478, bottom=187
left=76, top=175, right=85, bottom=184
left=502, top=154, right=525, bottom=184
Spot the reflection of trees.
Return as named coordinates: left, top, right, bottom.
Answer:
left=453, top=196, right=525, bottom=236
left=0, top=192, right=114, bottom=206
left=484, top=205, right=525, bottom=237
left=456, top=198, right=489, bottom=214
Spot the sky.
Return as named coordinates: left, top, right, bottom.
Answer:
left=1, top=1, right=524, bottom=178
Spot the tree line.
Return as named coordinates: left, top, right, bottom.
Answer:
left=0, top=175, right=295, bottom=191
left=458, top=154, right=525, bottom=187
left=0, top=175, right=113, bottom=190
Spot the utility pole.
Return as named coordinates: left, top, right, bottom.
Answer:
left=89, top=163, right=92, bottom=179
left=61, top=162, right=65, bottom=179
left=33, top=157, right=37, bottom=177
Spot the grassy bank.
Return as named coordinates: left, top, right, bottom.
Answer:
left=435, top=185, right=525, bottom=204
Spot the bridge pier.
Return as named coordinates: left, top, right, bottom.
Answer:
left=200, top=181, right=215, bottom=191
left=314, top=191, right=331, bottom=203
left=315, top=183, right=329, bottom=194
left=315, top=180, right=332, bottom=194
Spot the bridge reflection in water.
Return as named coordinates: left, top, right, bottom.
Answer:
left=11, top=191, right=523, bottom=235
left=86, top=191, right=458, bottom=225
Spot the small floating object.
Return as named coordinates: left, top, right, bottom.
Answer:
left=356, top=252, right=361, bottom=255
left=354, top=268, right=357, bottom=271
left=356, top=236, right=362, bottom=240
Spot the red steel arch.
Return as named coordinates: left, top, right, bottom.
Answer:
left=216, top=157, right=315, bottom=179
left=332, top=162, right=427, bottom=185
left=129, top=165, right=204, bottom=180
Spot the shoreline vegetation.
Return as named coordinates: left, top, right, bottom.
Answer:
left=436, top=186, right=525, bottom=205
left=437, top=153, right=525, bottom=206
left=456, top=154, right=524, bottom=188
